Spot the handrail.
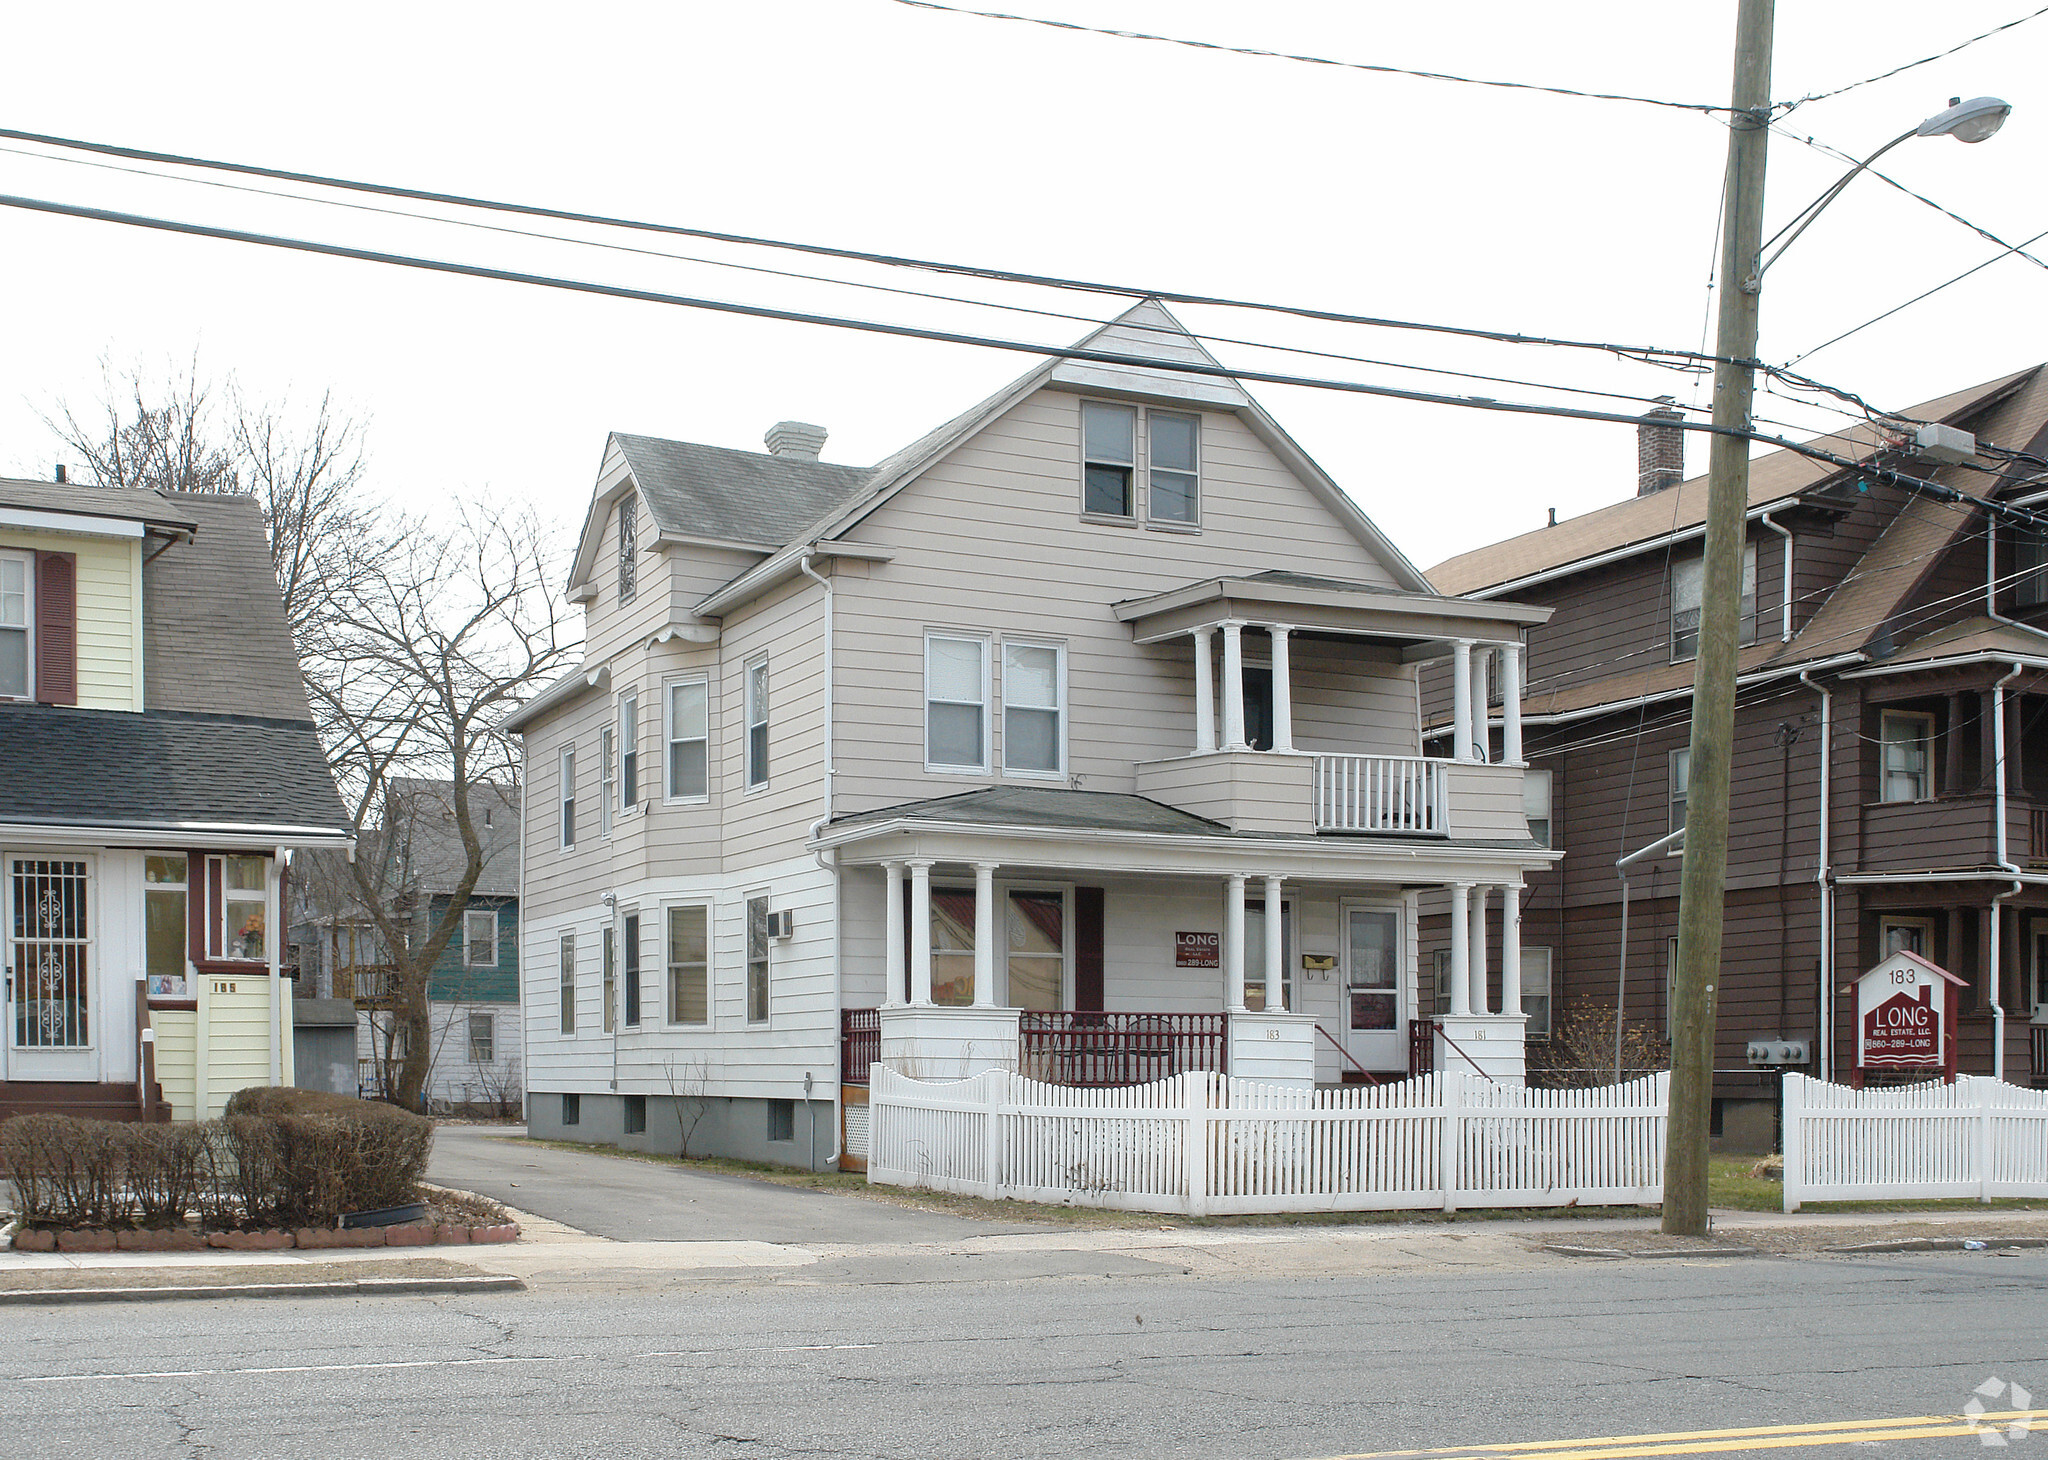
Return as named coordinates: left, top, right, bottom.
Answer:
left=1433, top=1024, right=1501, bottom=1084
left=1314, top=1023, right=1379, bottom=1085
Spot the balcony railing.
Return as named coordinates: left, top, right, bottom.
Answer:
left=335, top=964, right=399, bottom=1006
left=1314, top=754, right=1447, bottom=835
left=1018, top=1011, right=1227, bottom=1087
left=842, top=1007, right=880, bottom=1086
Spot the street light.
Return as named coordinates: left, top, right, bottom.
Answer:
left=1753, top=95, right=2012, bottom=284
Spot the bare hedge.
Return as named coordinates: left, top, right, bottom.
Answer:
left=2, top=1088, right=435, bottom=1230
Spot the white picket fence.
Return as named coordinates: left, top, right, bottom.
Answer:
left=868, top=1066, right=1668, bottom=1215
left=1781, top=1073, right=2048, bottom=1209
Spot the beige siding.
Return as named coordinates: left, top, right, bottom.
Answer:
left=201, top=980, right=274, bottom=1117
left=0, top=529, right=141, bottom=711
left=154, top=1009, right=198, bottom=1121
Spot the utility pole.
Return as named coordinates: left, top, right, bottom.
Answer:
left=1664, top=0, right=1775, bottom=1238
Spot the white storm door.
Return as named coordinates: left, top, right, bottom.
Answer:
left=1339, top=902, right=1404, bottom=1071
left=5, top=854, right=100, bottom=1082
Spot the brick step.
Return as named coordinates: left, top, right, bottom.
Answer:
left=0, top=1081, right=170, bottom=1124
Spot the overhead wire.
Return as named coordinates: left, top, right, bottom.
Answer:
left=1784, top=222, right=2048, bottom=367
left=1777, top=4, right=2048, bottom=114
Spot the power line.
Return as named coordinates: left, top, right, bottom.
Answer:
left=1785, top=222, right=2048, bottom=367
left=884, top=0, right=1732, bottom=115
left=1779, top=4, right=2048, bottom=113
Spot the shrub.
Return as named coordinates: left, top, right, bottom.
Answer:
left=128, top=1123, right=210, bottom=1227
left=225, top=1086, right=434, bottom=1225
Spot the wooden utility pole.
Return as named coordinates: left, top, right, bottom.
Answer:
left=1664, top=0, right=1775, bottom=1238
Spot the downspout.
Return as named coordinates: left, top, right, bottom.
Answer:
left=1992, top=660, right=2024, bottom=1082
left=1616, top=827, right=1687, bottom=1082
left=799, top=551, right=842, bottom=1159
left=1761, top=511, right=1793, bottom=642
left=1799, top=670, right=1831, bottom=1079
left=517, top=735, right=529, bottom=1126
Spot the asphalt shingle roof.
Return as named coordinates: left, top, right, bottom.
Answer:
left=831, top=786, right=1231, bottom=836
left=144, top=492, right=313, bottom=720
left=611, top=435, right=873, bottom=548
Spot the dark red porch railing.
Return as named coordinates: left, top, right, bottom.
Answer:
left=841, top=1007, right=881, bottom=1086
left=2033, top=1025, right=2048, bottom=1089
left=1018, top=1011, right=1227, bottom=1087
left=1409, top=1018, right=1435, bottom=1077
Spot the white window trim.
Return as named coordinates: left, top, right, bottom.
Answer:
left=467, top=1011, right=495, bottom=1064
left=663, top=899, right=713, bottom=1029
left=0, top=548, right=32, bottom=703
left=663, top=675, right=712, bottom=805
left=1879, top=709, right=1935, bottom=804
left=1880, top=915, right=1936, bottom=957
left=999, top=636, right=1068, bottom=779
left=618, top=691, right=641, bottom=819
left=1521, top=946, right=1554, bottom=1040
left=557, top=745, right=576, bottom=851
left=1668, top=747, right=1689, bottom=843
left=462, top=908, right=498, bottom=968
left=214, top=854, right=269, bottom=964
left=1523, top=767, right=1554, bottom=849
left=924, top=630, right=992, bottom=776
left=992, top=879, right=1074, bottom=1010
left=558, top=931, right=576, bottom=1036
left=745, top=890, right=771, bottom=1025
left=1144, top=408, right=1203, bottom=532
left=744, top=657, right=770, bottom=794
left=620, top=908, right=643, bottom=1029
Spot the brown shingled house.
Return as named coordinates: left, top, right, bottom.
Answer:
left=1423, top=365, right=2048, bottom=1150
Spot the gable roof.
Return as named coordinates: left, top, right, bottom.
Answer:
left=611, top=434, right=871, bottom=548
left=1427, top=369, right=2037, bottom=597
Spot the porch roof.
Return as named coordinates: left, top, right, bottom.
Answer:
left=1112, top=569, right=1548, bottom=653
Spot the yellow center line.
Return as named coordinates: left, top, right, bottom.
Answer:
left=1316, top=1408, right=2048, bottom=1460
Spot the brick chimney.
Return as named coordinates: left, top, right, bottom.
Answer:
left=764, top=421, right=828, bottom=460
left=1637, top=397, right=1685, bottom=496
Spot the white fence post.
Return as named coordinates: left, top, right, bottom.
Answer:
left=1441, top=1069, right=1463, bottom=1214
left=1185, top=1072, right=1210, bottom=1218
left=1976, top=1075, right=1995, bottom=1206
left=1780, top=1073, right=1803, bottom=1213
left=984, top=1069, right=1004, bottom=1202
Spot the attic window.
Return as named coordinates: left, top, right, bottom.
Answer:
left=618, top=494, right=639, bottom=604
left=1670, top=544, right=1756, bottom=662
left=1082, top=404, right=1136, bottom=518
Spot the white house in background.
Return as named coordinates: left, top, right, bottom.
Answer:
left=503, top=300, right=1556, bottom=1168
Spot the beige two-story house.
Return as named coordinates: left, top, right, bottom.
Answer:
left=505, top=301, right=1554, bottom=1167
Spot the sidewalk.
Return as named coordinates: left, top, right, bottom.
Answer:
left=8, top=1202, right=2048, bottom=1300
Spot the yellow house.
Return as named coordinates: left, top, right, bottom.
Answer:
left=0, top=477, right=352, bottom=1122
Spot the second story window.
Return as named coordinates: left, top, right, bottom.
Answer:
left=618, top=494, right=638, bottom=604
left=2017, top=528, right=2048, bottom=608
left=619, top=692, right=640, bottom=812
left=667, top=680, right=709, bottom=800
left=1522, top=768, right=1552, bottom=848
left=1880, top=710, right=1934, bottom=802
left=1670, top=544, right=1757, bottom=661
left=925, top=633, right=988, bottom=771
left=0, top=551, right=29, bottom=700
left=1148, top=411, right=1200, bottom=525
left=1082, top=403, right=1137, bottom=518
left=558, top=746, right=576, bottom=849
left=463, top=908, right=497, bottom=968
left=1669, top=748, right=1689, bottom=834
left=600, top=727, right=616, bottom=837
left=1003, top=641, right=1064, bottom=774
left=746, top=658, right=770, bottom=788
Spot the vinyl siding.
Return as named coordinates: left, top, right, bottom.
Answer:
left=201, top=979, right=274, bottom=1117
left=0, top=529, right=142, bottom=711
left=154, top=1009, right=198, bottom=1121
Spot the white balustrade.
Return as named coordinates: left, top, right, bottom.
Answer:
left=1313, top=754, right=1448, bottom=834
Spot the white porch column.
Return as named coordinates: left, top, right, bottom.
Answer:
left=1450, top=639, right=1473, bottom=764
left=1500, top=883, right=1523, bottom=1017
left=1501, top=640, right=1524, bottom=765
left=1468, top=883, right=1490, bottom=1015
left=883, top=861, right=905, bottom=1007
left=1224, top=873, right=1248, bottom=1012
left=1192, top=627, right=1216, bottom=754
left=1469, top=646, right=1492, bottom=764
left=972, top=861, right=998, bottom=1008
left=1262, top=874, right=1285, bottom=1012
left=1269, top=625, right=1294, bottom=753
left=1447, top=882, right=1472, bottom=1017
left=1220, top=621, right=1249, bottom=751
left=908, top=859, right=934, bottom=1007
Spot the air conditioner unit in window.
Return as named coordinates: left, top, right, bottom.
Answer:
left=765, top=910, right=794, bottom=939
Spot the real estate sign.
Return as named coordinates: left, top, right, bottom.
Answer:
left=1854, top=949, right=1964, bottom=1086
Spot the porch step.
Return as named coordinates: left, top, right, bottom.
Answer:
left=0, top=1081, right=170, bottom=1125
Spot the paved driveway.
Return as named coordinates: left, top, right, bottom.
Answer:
left=429, top=1125, right=1050, bottom=1244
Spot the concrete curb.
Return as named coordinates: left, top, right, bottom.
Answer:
left=1541, top=1243, right=1759, bottom=1260
left=0, top=1274, right=525, bottom=1305
left=1822, top=1236, right=2048, bottom=1254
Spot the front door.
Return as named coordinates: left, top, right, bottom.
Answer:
left=5, top=854, right=99, bottom=1082
left=1340, top=902, right=1404, bottom=1071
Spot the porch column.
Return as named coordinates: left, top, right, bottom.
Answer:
left=1501, top=883, right=1523, bottom=1016
left=1192, top=627, right=1216, bottom=753
left=1221, top=621, right=1249, bottom=751
left=1468, top=883, right=1490, bottom=1015
left=1448, top=882, right=1472, bottom=1017
left=1224, top=872, right=1248, bottom=1012
left=1451, top=639, right=1474, bottom=764
left=908, top=859, right=934, bottom=1007
left=1269, top=625, right=1295, bottom=753
left=972, top=861, right=998, bottom=1008
left=883, top=861, right=906, bottom=1007
left=1501, top=641, right=1524, bottom=766
left=1263, top=874, right=1286, bottom=1012
left=1944, top=692, right=1968, bottom=796
left=1469, top=645, right=1492, bottom=764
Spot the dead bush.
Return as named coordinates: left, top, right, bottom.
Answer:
left=1528, top=997, right=1671, bottom=1089
left=226, top=1085, right=433, bottom=1224
left=128, top=1123, right=210, bottom=1227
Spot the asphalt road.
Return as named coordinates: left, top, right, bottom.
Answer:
left=428, top=1124, right=1052, bottom=1243
left=8, top=1247, right=2046, bottom=1459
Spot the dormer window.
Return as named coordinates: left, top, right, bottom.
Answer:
left=1670, top=544, right=1756, bottom=661
left=0, top=551, right=29, bottom=700
left=618, top=494, right=639, bottom=604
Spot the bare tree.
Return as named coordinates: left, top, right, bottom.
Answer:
left=312, top=505, right=570, bottom=1110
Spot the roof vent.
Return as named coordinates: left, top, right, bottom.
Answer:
left=764, top=421, right=828, bottom=460
left=1637, top=397, right=1685, bottom=496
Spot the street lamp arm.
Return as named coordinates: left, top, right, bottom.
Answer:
left=1751, top=127, right=1916, bottom=286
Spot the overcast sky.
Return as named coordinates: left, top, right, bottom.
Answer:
left=4, top=1, right=2044, bottom=573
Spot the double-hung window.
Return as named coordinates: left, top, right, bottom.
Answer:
left=602, top=924, right=616, bottom=1034
left=558, top=932, right=576, bottom=1035
left=619, top=692, right=640, bottom=813
left=746, top=895, right=770, bottom=1023
left=666, top=679, right=709, bottom=800
left=925, top=634, right=988, bottom=771
left=0, top=551, right=29, bottom=700
left=745, top=659, right=770, bottom=788
left=1147, top=411, right=1200, bottom=525
left=1520, top=948, right=1553, bottom=1038
left=600, top=727, right=616, bottom=837
left=216, top=856, right=267, bottom=961
left=463, top=908, right=497, bottom=968
left=1670, top=545, right=1757, bottom=661
left=622, top=912, right=641, bottom=1027
left=468, top=1012, right=494, bottom=1064
left=1880, top=710, right=1934, bottom=803
left=1082, top=403, right=1137, bottom=518
left=1669, top=748, right=1690, bottom=835
left=558, top=746, right=576, bottom=849
left=667, top=904, right=709, bottom=1025
left=1523, top=768, right=1553, bottom=848
left=1002, top=641, right=1064, bottom=774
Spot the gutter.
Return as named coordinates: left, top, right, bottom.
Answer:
left=1761, top=511, right=1793, bottom=642
left=696, top=540, right=894, bottom=618
left=0, top=820, right=354, bottom=849
left=499, top=662, right=610, bottom=735
left=810, top=815, right=1563, bottom=866
left=1447, top=652, right=1866, bottom=735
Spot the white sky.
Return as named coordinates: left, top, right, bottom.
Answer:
left=3, top=1, right=2044, bottom=573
